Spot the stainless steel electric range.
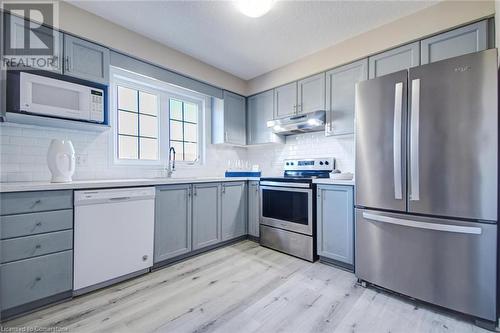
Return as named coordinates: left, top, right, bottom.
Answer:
left=259, top=157, right=334, bottom=262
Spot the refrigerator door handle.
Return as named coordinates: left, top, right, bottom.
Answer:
left=410, top=79, right=420, bottom=201
left=362, top=212, right=482, bottom=235
left=393, top=82, right=403, bottom=200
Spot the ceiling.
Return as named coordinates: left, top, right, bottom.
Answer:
left=70, top=1, right=438, bottom=80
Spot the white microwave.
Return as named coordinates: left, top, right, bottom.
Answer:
left=19, top=72, right=105, bottom=123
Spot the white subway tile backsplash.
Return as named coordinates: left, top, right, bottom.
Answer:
left=1, top=119, right=354, bottom=181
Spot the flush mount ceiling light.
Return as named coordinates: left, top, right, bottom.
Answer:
left=236, top=0, right=275, bottom=18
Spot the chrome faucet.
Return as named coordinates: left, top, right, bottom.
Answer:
left=167, top=147, right=176, bottom=178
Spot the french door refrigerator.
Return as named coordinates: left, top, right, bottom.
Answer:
left=355, top=49, right=498, bottom=325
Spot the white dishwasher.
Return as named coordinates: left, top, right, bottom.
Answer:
left=74, top=187, right=155, bottom=294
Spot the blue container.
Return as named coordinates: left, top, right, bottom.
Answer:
left=225, top=171, right=261, bottom=178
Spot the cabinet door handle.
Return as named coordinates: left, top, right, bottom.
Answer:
left=194, top=187, right=197, bottom=196
left=30, top=200, right=41, bottom=209
left=65, top=56, right=70, bottom=71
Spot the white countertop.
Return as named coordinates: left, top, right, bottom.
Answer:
left=312, top=178, right=355, bottom=186
left=0, top=177, right=260, bottom=193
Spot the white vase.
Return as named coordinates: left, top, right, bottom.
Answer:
left=47, top=139, right=76, bottom=183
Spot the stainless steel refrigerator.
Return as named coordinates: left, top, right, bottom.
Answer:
left=355, top=49, right=498, bottom=325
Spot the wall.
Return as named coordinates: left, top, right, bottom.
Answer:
left=57, top=2, right=247, bottom=96
left=0, top=97, right=247, bottom=182
left=247, top=133, right=354, bottom=177
left=247, top=0, right=495, bottom=95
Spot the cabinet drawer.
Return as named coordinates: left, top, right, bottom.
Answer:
left=1, top=230, right=73, bottom=263
left=0, top=191, right=73, bottom=215
left=0, top=209, right=73, bottom=239
left=0, top=250, right=72, bottom=310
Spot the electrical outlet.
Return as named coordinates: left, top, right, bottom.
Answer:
left=76, top=154, right=88, bottom=167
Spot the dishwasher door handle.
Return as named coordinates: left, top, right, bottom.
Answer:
left=109, top=196, right=131, bottom=201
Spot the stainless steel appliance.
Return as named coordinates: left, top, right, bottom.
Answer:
left=8, top=72, right=105, bottom=123
left=260, top=157, right=334, bottom=261
left=267, top=110, right=326, bottom=135
left=355, top=49, right=498, bottom=326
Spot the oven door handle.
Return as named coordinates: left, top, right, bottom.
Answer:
left=259, top=181, right=311, bottom=188
left=260, top=185, right=312, bottom=193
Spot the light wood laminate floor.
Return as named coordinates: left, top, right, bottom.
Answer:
left=3, top=241, right=491, bottom=333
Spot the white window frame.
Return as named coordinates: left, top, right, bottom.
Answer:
left=109, top=66, right=205, bottom=167
left=166, top=92, right=204, bottom=166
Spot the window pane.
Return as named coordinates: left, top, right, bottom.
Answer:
left=119, top=135, right=138, bottom=159
left=184, top=122, right=197, bottom=143
left=170, top=120, right=183, bottom=141
left=118, top=110, right=138, bottom=136
left=139, top=91, right=157, bottom=116
left=184, top=142, right=198, bottom=162
left=139, top=114, right=158, bottom=138
left=118, top=86, right=137, bottom=112
left=170, top=141, right=184, bottom=160
left=140, top=137, right=158, bottom=160
left=170, top=99, right=182, bottom=120
left=184, top=103, right=198, bottom=123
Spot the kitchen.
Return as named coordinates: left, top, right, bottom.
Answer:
left=0, top=0, right=499, bottom=332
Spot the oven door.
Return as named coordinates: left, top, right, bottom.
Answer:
left=260, top=185, right=313, bottom=235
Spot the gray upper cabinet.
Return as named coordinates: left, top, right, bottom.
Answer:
left=224, top=91, right=246, bottom=145
left=421, top=20, right=488, bottom=65
left=64, top=34, right=110, bottom=84
left=192, top=183, right=221, bottom=250
left=369, top=41, right=420, bottom=79
left=247, top=181, right=260, bottom=238
left=154, top=185, right=192, bottom=263
left=212, top=91, right=246, bottom=145
left=325, top=58, right=368, bottom=136
left=5, top=14, right=63, bottom=73
left=298, top=73, right=325, bottom=114
left=247, top=90, right=284, bottom=145
left=317, top=185, right=354, bottom=267
left=221, top=182, right=247, bottom=241
left=274, top=81, right=297, bottom=119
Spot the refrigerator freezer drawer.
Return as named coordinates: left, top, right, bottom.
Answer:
left=355, top=208, right=497, bottom=321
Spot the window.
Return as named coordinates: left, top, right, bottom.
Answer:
left=117, top=86, right=159, bottom=160
left=169, top=98, right=199, bottom=162
left=111, top=67, right=204, bottom=166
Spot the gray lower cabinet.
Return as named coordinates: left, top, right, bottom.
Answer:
left=154, top=184, right=192, bottom=263
left=325, top=58, right=368, bottom=136
left=247, top=181, right=260, bottom=238
left=421, top=20, right=488, bottom=65
left=221, top=182, right=247, bottom=241
left=298, top=73, right=325, bottom=114
left=247, top=90, right=284, bottom=145
left=63, top=34, right=110, bottom=84
left=317, top=185, right=354, bottom=267
left=369, top=41, right=420, bottom=79
left=1, top=251, right=72, bottom=312
left=192, top=183, right=221, bottom=250
left=274, top=81, right=297, bottom=118
left=0, top=190, right=73, bottom=319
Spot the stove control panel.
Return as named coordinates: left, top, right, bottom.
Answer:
left=284, top=157, right=335, bottom=171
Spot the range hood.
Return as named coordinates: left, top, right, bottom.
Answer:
left=267, top=110, right=326, bottom=135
